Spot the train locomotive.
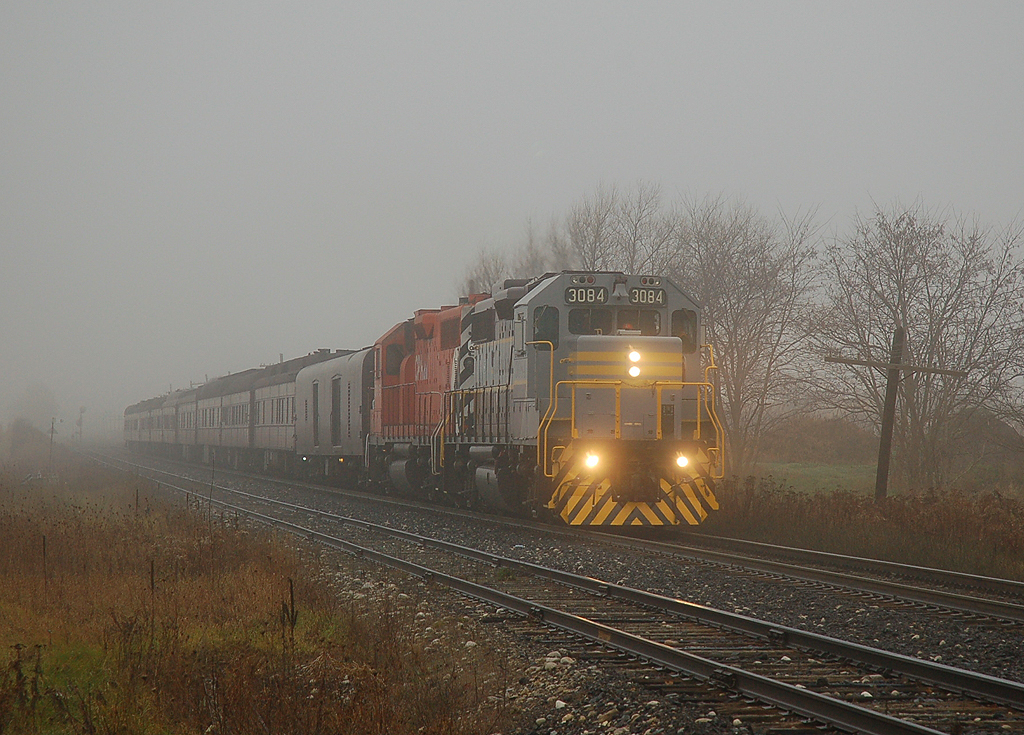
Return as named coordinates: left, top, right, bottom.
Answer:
left=125, top=271, right=723, bottom=527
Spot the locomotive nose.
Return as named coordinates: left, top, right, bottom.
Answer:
left=614, top=467, right=660, bottom=503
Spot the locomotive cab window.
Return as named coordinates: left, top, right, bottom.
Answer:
left=471, top=308, right=495, bottom=343
left=671, top=309, right=698, bottom=353
left=617, top=309, right=661, bottom=336
left=532, top=305, right=559, bottom=349
left=568, top=307, right=613, bottom=335
left=384, top=344, right=405, bottom=376
left=440, top=317, right=460, bottom=349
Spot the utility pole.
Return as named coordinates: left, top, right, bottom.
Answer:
left=49, top=417, right=56, bottom=475
left=826, top=325, right=968, bottom=500
left=875, top=326, right=904, bottom=501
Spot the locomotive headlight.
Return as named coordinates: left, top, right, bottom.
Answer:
left=585, top=453, right=600, bottom=468
left=628, top=350, right=641, bottom=363
left=675, top=454, right=689, bottom=468
left=628, top=365, right=641, bottom=378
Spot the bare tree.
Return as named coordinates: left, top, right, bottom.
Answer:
left=609, top=182, right=677, bottom=274
left=460, top=247, right=509, bottom=295
left=671, top=196, right=819, bottom=476
left=459, top=220, right=560, bottom=296
left=511, top=219, right=557, bottom=277
left=810, top=205, right=1024, bottom=490
left=560, top=183, right=677, bottom=274
left=564, top=184, right=620, bottom=270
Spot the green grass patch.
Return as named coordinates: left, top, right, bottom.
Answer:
left=759, top=462, right=875, bottom=495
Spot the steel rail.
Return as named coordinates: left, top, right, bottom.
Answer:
left=89, top=450, right=1024, bottom=624
left=151, top=476, right=948, bottom=735
left=270, top=499, right=1024, bottom=710
left=99, top=453, right=1024, bottom=712
left=674, top=532, right=1024, bottom=599
left=633, top=537, right=1024, bottom=624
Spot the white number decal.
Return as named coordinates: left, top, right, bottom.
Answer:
left=629, top=288, right=665, bottom=305
left=565, top=287, right=608, bottom=304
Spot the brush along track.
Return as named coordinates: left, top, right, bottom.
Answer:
left=91, top=449, right=1024, bottom=627
left=92, top=454, right=1024, bottom=735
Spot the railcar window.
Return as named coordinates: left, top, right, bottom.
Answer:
left=616, top=309, right=661, bottom=336
left=533, top=305, right=559, bottom=349
left=331, top=377, right=341, bottom=446
left=568, top=307, right=613, bottom=335
left=312, top=382, right=320, bottom=446
left=671, top=309, right=698, bottom=353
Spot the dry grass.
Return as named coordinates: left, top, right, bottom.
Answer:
left=0, top=443, right=511, bottom=734
left=708, top=475, right=1024, bottom=580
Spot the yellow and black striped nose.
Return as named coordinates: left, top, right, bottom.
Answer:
left=546, top=443, right=720, bottom=526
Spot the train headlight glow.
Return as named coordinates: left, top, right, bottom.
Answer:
left=676, top=454, right=689, bottom=468
left=585, top=453, right=600, bottom=468
left=628, top=365, right=641, bottom=378
left=628, top=350, right=641, bottom=362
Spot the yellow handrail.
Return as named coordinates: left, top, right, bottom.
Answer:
left=540, top=378, right=721, bottom=476
left=700, top=344, right=724, bottom=474
left=538, top=342, right=724, bottom=478
left=433, top=342, right=725, bottom=481
left=526, top=341, right=555, bottom=471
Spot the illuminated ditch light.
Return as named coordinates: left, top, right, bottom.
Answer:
left=676, top=454, right=688, bottom=468
left=585, top=453, right=600, bottom=468
left=628, top=365, right=641, bottom=378
left=628, top=350, right=641, bottom=362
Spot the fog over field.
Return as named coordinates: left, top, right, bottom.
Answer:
left=1, top=2, right=1022, bottom=439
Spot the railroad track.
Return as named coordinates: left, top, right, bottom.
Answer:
left=672, top=532, right=1024, bottom=602
left=89, top=452, right=1024, bottom=735
left=88, top=449, right=1024, bottom=626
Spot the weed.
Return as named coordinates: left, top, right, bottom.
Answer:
left=493, top=567, right=516, bottom=582
left=0, top=456, right=512, bottom=734
left=708, top=474, right=1024, bottom=579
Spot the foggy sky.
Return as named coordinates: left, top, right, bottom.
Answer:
left=2, top=2, right=1022, bottom=437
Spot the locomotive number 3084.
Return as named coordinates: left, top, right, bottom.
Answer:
left=629, top=288, right=666, bottom=305
left=564, top=287, right=608, bottom=304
